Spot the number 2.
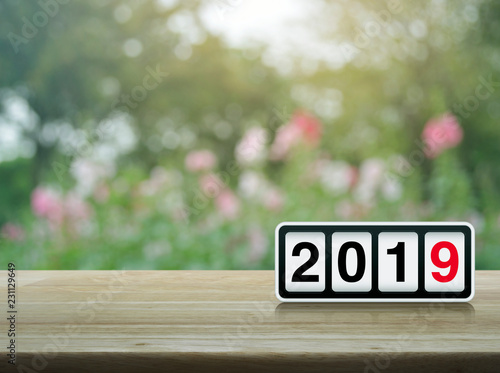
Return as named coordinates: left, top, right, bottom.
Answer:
left=292, top=242, right=319, bottom=282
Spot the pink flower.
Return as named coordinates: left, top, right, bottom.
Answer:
left=293, top=110, right=322, bottom=145
left=215, top=189, right=240, bottom=220
left=270, top=110, right=322, bottom=160
left=31, top=187, right=64, bottom=226
left=270, top=124, right=302, bottom=160
left=1, top=223, right=25, bottom=241
left=247, top=226, right=268, bottom=262
left=65, top=193, right=93, bottom=221
left=185, top=150, right=217, bottom=172
left=422, top=113, right=463, bottom=158
left=199, top=174, right=225, bottom=197
left=31, top=187, right=93, bottom=231
left=262, top=188, right=284, bottom=212
left=235, top=127, right=267, bottom=165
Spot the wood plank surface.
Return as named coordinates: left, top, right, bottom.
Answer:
left=1, top=270, right=499, bottom=372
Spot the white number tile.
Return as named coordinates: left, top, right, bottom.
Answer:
left=378, top=232, right=419, bottom=292
left=332, top=232, right=372, bottom=292
left=425, top=232, right=465, bottom=293
left=285, top=232, right=325, bottom=292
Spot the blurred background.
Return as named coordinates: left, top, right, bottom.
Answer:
left=0, top=0, right=499, bottom=269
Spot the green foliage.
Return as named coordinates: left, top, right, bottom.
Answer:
left=0, top=0, right=499, bottom=269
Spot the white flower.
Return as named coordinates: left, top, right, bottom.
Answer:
left=235, top=126, right=268, bottom=166
left=382, top=178, right=402, bottom=201
left=319, top=160, right=353, bottom=195
left=238, top=171, right=266, bottom=199
left=359, top=158, right=385, bottom=185
left=70, top=158, right=114, bottom=197
left=354, top=158, right=386, bottom=204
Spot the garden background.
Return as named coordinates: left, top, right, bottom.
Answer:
left=1, top=0, right=500, bottom=270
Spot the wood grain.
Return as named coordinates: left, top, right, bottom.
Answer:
left=1, top=270, right=499, bottom=372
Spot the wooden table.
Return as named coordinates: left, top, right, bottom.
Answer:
left=1, top=271, right=499, bottom=372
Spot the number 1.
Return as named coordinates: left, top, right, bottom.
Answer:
left=387, top=242, right=405, bottom=282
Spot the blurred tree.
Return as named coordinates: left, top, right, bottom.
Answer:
left=1, top=0, right=500, bottom=269
left=0, top=0, right=290, bottom=185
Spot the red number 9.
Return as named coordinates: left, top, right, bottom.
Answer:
left=431, top=241, right=459, bottom=283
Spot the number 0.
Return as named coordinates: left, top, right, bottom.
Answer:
left=338, top=241, right=366, bottom=282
